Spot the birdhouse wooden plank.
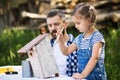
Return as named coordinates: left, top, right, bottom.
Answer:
left=18, top=34, right=59, bottom=78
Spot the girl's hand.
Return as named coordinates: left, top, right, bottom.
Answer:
left=57, top=27, right=64, bottom=42
left=54, top=27, right=64, bottom=45
left=72, top=73, right=86, bottom=80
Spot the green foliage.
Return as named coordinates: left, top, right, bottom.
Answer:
left=67, top=27, right=80, bottom=37
left=103, top=27, right=120, bottom=80
left=0, top=28, right=40, bottom=66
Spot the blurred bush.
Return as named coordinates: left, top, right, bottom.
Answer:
left=0, top=28, right=40, bottom=65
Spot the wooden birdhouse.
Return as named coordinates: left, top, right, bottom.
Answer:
left=17, top=33, right=59, bottom=78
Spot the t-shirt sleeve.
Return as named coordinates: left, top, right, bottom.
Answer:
left=73, top=34, right=82, bottom=49
left=92, top=31, right=105, bottom=46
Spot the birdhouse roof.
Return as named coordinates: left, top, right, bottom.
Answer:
left=17, top=33, right=48, bottom=55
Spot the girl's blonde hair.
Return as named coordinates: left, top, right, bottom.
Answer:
left=71, top=3, right=96, bottom=24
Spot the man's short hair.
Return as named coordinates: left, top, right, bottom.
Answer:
left=47, top=9, right=65, bottom=21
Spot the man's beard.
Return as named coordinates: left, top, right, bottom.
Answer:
left=51, top=30, right=57, bottom=39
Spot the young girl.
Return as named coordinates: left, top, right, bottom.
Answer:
left=58, top=3, right=107, bottom=80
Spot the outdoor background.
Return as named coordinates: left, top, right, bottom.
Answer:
left=0, top=0, right=120, bottom=80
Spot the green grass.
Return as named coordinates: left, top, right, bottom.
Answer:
left=0, top=26, right=120, bottom=80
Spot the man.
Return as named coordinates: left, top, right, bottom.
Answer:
left=46, top=9, right=78, bottom=76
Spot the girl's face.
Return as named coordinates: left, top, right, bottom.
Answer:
left=72, top=15, right=91, bottom=33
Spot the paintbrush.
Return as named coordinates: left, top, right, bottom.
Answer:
left=53, top=27, right=64, bottom=46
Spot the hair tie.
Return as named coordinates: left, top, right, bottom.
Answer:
left=89, top=6, right=94, bottom=10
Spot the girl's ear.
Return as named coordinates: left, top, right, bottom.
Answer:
left=87, top=18, right=94, bottom=26
left=87, top=18, right=92, bottom=23
left=87, top=18, right=91, bottom=21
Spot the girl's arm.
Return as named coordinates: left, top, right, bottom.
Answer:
left=73, top=42, right=103, bottom=79
left=82, top=42, right=103, bottom=78
left=58, top=34, right=77, bottom=55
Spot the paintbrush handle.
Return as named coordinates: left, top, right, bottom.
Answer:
left=54, top=27, right=64, bottom=45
